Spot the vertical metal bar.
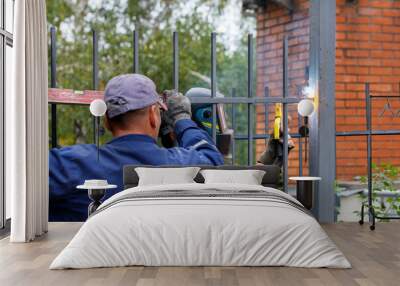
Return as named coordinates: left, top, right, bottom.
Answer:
left=231, top=88, right=236, bottom=165
left=133, top=30, right=139, bottom=73
left=211, top=32, right=217, bottom=142
left=282, top=36, right=289, bottom=193
left=264, top=86, right=269, bottom=146
left=298, top=115, right=303, bottom=176
left=92, top=29, right=99, bottom=144
left=247, top=34, right=254, bottom=166
left=96, top=117, right=100, bottom=162
left=50, top=26, right=57, bottom=148
left=309, top=0, right=336, bottom=222
left=92, top=29, right=99, bottom=90
left=173, top=31, right=179, bottom=92
left=366, top=83, right=372, bottom=222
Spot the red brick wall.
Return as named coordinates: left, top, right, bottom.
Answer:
left=336, top=0, right=400, bottom=180
left=256, top=0, right=310, bottom=177
left=256, top=0, right=400, bottom=180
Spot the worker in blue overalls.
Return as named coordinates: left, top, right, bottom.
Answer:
left=49, top=74, right=224, bottom=221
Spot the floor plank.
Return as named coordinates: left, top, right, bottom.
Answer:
left=0, top=222, right=399, bottom=286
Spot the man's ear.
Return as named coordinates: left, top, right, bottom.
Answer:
left=104, top=115, right=112, bottom=132
left=149, top=105, right=157, bottom=129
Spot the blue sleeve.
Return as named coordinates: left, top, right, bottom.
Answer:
left=170, top=119, right=224, bottom=166
left=49, top=145, right=90, bottom=200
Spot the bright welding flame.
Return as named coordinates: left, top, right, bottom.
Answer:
left=302, top=85, right=315, bottom=98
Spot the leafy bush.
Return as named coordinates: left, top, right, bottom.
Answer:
left=358, top=163, right=400, bottom=219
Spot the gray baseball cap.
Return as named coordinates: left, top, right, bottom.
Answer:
left=104, top=74, right=166, bottom=118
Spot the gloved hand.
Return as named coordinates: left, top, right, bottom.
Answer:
left=257, top=132, right=295, bottom=167
left=257, top=147, right=274, bottom=165
left=163, top=90, right=192, bottom=126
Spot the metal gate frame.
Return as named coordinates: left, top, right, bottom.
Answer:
left=48, top=28, right=303, bottom=194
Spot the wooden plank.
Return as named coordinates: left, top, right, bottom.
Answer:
left=48, top=88, right=104, bottom=105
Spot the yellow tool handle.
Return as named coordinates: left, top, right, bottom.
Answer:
left=274, top=104, right=282, bottom=139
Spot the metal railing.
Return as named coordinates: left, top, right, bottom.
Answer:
left=337, top=83, right=400, bottom=230
left=48, top=27, right=304, bottom=193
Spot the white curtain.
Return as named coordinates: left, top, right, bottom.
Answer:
left=7, top=0, right=49, bottom=242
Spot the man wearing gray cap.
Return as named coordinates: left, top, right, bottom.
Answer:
left=49, top=74, right=223, bottom=221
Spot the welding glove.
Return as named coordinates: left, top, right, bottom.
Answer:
left=159, top=109, right=176, bottom=148
left=257, top=132, right=295, bottom=167
left=163, top=90, right=192, bottom=126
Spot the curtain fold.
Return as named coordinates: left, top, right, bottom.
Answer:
left=8, top=0, right=48, bottom=242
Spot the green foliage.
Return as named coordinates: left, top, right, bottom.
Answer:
left=47, top=0, right=256, bottom=164
left=357, top=163, right=400, bottom=219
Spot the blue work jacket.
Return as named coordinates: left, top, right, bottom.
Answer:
left=49, top=119, right=224, bottom=221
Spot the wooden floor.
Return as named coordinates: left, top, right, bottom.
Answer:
left=0, top=222, right=399, bottom=286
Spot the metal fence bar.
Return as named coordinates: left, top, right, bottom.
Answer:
left=298, top=115, right=303, bottom=176
left=369, top=95, right=400, bottom=98
left=92, top=30, right=99, bottom=90
left=264, top=86, right=269, bottom=146
left=188, top=97, right=299, bottom=104
left=366, top=83, right=372, bottom=223
left=50, top=26, right=57, bottom=148
left=92, top=29, right=99, bottom=145
left=247, top=34, right=253, bottom=165
left=231, top=88, right=236, bottom=165
left=133, top=30, right=139, bottom=73
left=336, top=130, right=400, bottom=136
left=211, top=32, right=217, bottom=142
left=282, top=35, right=289, bottom=193
left=235, top=133, right=302, bottom=140
left=173, top=31, right=179, bottom=92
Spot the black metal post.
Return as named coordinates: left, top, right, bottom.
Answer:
left=282, top=36, right=289, bottom=192
left=133, top=30, right=139, bottom=73
left=366, top=83, right=373, bottom=224
left=92, top=29, right=99, bottom=90
left=336, top=130, right=400, bottom=136
left=264, top=86, right=269, bottom=146
left=50, top=26, right=57, bottom=148
left=235, top=133, right=301, bottom=140
left=92, top=29, right=99, bottom=145
left=173, top=31, right=179, bottom=92
left=189, top=96, right=299, bottom=104
left=247, top=34, right=254, bottom=166
left=211, top=32, right=217, bottom=143
left=231, top=88, right=236, bottom=165
left=298, top=114, right=303, bottom=176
